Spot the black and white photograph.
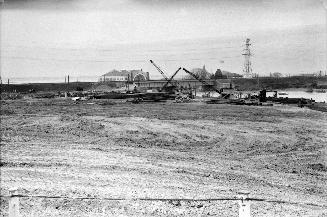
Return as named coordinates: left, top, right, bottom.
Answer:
left=0, top=0, right=327, bottom=216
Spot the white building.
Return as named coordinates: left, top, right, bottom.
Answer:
left=99, top=69, right=150, bottom=82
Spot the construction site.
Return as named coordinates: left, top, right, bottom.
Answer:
left=2, top=51, right=326, bottom=111
left=1, top=85, right=327, bottom=216
left=1, top=0, right=327, bottom=210
left=2, top=0, right=327, bottom=215
left=1, top=40, right=327, bottom=217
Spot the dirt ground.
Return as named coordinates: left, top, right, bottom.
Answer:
left=1, top=98, right=326, bottom=216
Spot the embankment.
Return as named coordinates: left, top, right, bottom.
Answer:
left=232, top=76, right=327, bottom=91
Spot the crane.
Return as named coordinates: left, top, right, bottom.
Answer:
left=161, top=67, right=182, bottom=91
left=150, top=60, right=181, bottom=92
left=150, top=60, right=169, bottom=81
left=182, top=68, right=222, bottom=94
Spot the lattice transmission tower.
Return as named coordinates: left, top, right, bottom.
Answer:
left=242, top=38, right=253, bottom=78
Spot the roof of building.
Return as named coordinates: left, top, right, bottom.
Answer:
left=102, top=70, right=129, bottom=77
left=191, top=65, right=209, bottom=74
left=102, top=69, right=144, bottom=77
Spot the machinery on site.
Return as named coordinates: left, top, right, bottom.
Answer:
left=125, top=60, right=181, bottom=103
left=182, top=67, right=242, bottom=103
left=127, top=92, right=170, bottom=103
left=161, top=67, right=182, bottom=92
left=150, top=60, right=181, bottom=93
left=182, top=68, right=223, bottom=95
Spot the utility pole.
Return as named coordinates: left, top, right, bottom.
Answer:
left=67, top=75, right=70, bottom=92
left=127, top=74, right=130, bottom=91
left=242, top=38, right=253, bottom=79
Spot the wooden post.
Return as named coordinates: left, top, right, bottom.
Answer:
left=238, top=192, right=250, bottom=217
left=9, top=188, right=20, bottom=217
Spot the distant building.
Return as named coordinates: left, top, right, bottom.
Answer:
left=184, top=65, right=211, bottom=79
left=271, top=72, right=283, bottom=78
left=221, top=70, right=242, bottom=78
left=99, top=69, right=150, bottom=83
left=317, top=80, right=327, bottom=88
left=191, top=65, right=211, bottom=79
left=298, top=73, right=318, bottom=77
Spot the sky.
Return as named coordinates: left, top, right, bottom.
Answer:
left=0, top=0, right=326, bottom=83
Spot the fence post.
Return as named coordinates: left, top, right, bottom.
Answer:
left=9, top=188, right=20, bottom=217
left=238, top=192, right=250, bottom=217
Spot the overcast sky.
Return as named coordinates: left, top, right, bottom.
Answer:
left=0, top=0, right=326, bottom=83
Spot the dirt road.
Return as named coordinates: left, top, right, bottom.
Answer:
left=1, top=99, right=326, bottom=216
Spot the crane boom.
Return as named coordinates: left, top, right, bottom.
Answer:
left=161, top=67, right=182, bottom=90
left=150, top=60, right=169, bottom=81
left=182, top=68, right=221, bottom=94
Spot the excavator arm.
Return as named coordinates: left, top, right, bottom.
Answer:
left=150, top=60, right=182, bottom=92
left=150, top=60, right=169, bottom=81
left=161, top=67, right=182, bottom=90
left=182, top=68, right=222, bottom=94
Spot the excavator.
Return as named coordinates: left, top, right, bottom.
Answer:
left=182, top=68, right=223, bottom=94
left=129, top=64, right=230, bottom=103
left=127, top=60, right=181, bottom=103
left=182, top=68, right=237, bottom=103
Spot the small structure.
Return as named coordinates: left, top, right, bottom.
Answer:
left=317, top=80, right=327, bottom=88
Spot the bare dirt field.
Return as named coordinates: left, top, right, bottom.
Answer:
left=1, top=98, right=327, bottom=216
